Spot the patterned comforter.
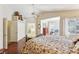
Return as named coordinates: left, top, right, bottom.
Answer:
left=21, top=35, right=79, bottom=54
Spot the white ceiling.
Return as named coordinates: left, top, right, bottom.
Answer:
left=2, top=4, right=79, bottom=12
left=34, top=4, right=79, bottom=12
left=1, top=4, right=79, bottom=18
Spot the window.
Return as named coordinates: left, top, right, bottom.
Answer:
left=27, top=23, right=36, bottom=38
left=65, top=18, right=79, bottom=35
left=40, top=17, right=60, bottom=35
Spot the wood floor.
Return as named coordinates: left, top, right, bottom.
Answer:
left=5, top=42, right=18, bottom=54
left=5, top=37, right=26, bottom=54
left=0, top=37, right=26, bottom=54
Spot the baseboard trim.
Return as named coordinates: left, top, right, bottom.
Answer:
left=0, top=48, right=8, bottom=54
left=0, top=48, right=3, bottom=51
left=0, top=48, right=4, bottom=54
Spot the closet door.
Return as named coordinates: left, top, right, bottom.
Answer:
left=9, top=21, right=17, bottom=42
left=17, top=21, right=25, bottom=41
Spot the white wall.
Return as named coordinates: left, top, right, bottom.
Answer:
left=0, top=5, right=4, bottom=49
left=0, top=19, right=3, bottom=49
left=2, top=4, right=34, bottom=20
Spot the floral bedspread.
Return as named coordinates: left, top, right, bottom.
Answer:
left=21, top=35, right=79, bottom=54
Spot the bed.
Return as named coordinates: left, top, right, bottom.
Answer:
left=21, top=35, right=79, bottom=54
